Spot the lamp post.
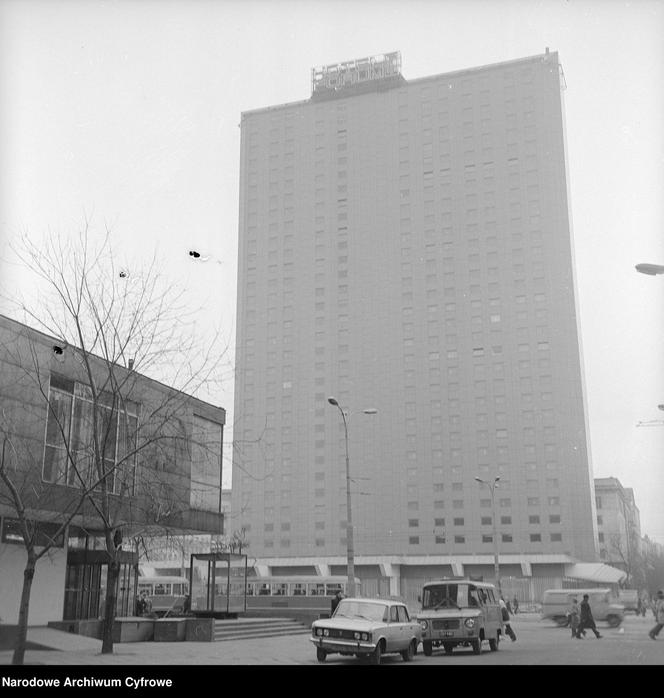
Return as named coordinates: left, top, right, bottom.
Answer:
left=475, top=476, right=501, bottom=596
left=327, top=396, right=377, bottom=598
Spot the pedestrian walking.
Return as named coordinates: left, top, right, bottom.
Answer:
left=648, top=590, right=664, bottom=640
left=566, top=598, right=581, bottom=639
left=500, top=596, right=517, bottom=642
left=575, top=594, right=602, bottom=639
left=512, top=596, right=519, bottom=614
left=330, top=590, right=344, bottom=615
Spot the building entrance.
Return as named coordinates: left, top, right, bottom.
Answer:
left=63, top=548, right=138, bottom=620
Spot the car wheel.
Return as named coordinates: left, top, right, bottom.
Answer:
left=401, top=640, right=416, bottom=662
left=607, top=615, right=622, bottom=628
left=316, top=648, right=327, bottom=663
left=471, top=638, right=481, bottom=655
left=489, top=633, right=499, bottom=651
left=443, top=643, right=454, bottom=655
left=422, top=640, right=433, bottom=656
left=369, top=642, right=382, bottom=665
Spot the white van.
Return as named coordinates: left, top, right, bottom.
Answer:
left=541, top=588, right=624, bottom=627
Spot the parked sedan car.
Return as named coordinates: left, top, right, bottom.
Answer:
left=310, top=597, right=422, bottom=664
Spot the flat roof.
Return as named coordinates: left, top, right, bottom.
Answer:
left=241, top=50, right=556, bottom=119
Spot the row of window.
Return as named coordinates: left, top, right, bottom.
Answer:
left=43, top=376, right=138, bottom=495
left=256, top=532, right=565, bottom=549
left=407, top=514, right=563, bottom=527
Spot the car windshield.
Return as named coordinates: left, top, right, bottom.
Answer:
left=334, top=600, right=387, bottom=621
left=422, top=584, right=483, bottom=610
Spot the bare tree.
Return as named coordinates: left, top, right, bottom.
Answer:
left=2, top=224, right=227, bottom=655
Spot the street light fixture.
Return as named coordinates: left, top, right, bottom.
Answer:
left=635, top=263, right=664, bottom=276
left=327, top=396, right=377, bottom=598
left=475, top=476, right=501, bottom=596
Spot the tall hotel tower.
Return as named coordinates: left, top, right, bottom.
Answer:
left=233, top=51, right=599, bottom=593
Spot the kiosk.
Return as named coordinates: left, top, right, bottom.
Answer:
left=189, top=552, right=247, bottom=618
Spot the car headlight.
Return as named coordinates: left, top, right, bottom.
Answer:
left=315, top=628, right=323, bottom=637
left=362, top=632, right=371, bottom=641
left=354, top=632, right=361, bottom=640
left=464, top=618, right=476, bottom=629
left=323, top=628, right=330, bottom=636
left=419, top=620, right=429, bottom=630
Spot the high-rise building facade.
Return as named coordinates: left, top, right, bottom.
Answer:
left=232, top=51, right=599, bottom=594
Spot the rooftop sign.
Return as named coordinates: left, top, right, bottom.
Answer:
left=311, top=52, right=402, bottom=95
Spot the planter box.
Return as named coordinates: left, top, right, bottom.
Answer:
left=47, top=619, right=103, bottom=640
left=154, top=618, right=187, bottom=642
left=185, top=617, right=215, bottom=642
left=111, top=617, right=154, bottom=643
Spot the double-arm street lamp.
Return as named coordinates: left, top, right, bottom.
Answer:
left=327, top=396, right=377, bottom=598
left=475, top=476, right=501, bottom=596
left=635, top=263, right=664, bottom=276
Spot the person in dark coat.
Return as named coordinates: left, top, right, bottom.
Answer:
left=330, top=590, right=344, bottom=615
left=575, top=594, right=602, bottom=639
left=648, top=589, right=664, bottom=640
left=499, top=597, right=517, bottom=641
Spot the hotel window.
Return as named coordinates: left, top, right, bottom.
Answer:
left=501, top=534, right=513, bottom=543
left=501, top=516, right=512, bottom=525
left=481, top=517, right=492, bottom=526
left=550, top=533, right=562, bottom=542
left=453, top=518, right=464, bottom=526
left=529, top=534, right=542, bottom=543
left=409, top=537, right=420, bottom=545
left=454, top=536, right=466, bottom=544
left=482, top=535, right=493, bottom=544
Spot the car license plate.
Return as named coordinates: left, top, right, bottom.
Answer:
left=444, top=631, right=453, bottom=637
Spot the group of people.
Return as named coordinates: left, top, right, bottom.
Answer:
left=565, top=595, right=602, bottom=639
left=135, top=590, right=153, bottom=617
left=566, top=589, right=664, bottom=640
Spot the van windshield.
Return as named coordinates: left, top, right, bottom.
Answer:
left=422, top=584, right=487, bottom=610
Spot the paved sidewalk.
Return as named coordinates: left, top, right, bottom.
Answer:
left=0, top=626, right=313, bottom=665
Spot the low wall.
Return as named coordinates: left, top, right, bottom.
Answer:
left=47, top=619, right=103, bottom=639
left=242, top=607, right=324, bottom=627
left=154, top=618, right=187, bottom=642
left=111, top=617, right=155, bottom=643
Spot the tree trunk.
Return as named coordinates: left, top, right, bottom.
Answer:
left=100, top=558, right=120, bottom=654
left=12, top=555, right=36, bottom=665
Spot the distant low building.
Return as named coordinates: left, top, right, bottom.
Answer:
left=594, top=477, right=642, bottom=583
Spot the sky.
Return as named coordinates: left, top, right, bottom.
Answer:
left=0, top=0, right=663, bottom=543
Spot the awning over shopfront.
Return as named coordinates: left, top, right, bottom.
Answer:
left=564, top=563, right=627, bottom=584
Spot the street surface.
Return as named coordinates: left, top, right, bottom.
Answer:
left=0, top=613, right=661, bottom=666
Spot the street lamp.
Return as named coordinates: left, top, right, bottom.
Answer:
left=327, top=396, right=377, bottom=598
left=475, top=476, right=501, bottom=596
left=635, top=263, right=664, bottom=276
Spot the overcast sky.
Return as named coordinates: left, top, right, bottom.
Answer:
left=1, top=0, right=663, bottom=543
